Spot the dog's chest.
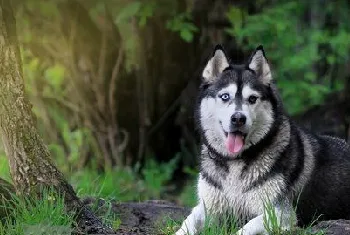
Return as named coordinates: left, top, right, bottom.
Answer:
left=198, top=162, right=281, bottom=220
left=225, top=165, right=265, bottom=215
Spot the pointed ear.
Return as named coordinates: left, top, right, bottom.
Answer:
left=247, top=45, right=272, bottom=85
left=202, top=45, right=229, bottom=83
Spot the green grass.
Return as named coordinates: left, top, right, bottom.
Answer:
left=262, top=201, right=325, bottom=235
left=159, top=214, right=239, bottom=235
left=161, top=219, right=324, bottom=235
left=160, top=206, right=325, bottom=235
left=85, top=197, right=122, bottom=231
left=0, top=188, right=75, bottom=235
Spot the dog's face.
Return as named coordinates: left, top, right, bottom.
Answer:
left=198, top=45, right=276, bottom=158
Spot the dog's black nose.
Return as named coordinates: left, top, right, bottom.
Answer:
left=231, top=112, right=246, bottom=127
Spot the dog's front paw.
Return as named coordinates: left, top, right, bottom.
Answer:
left=175, top=228, right=188, bottom=235
left=235, top=228, right=244, bottom=235
left=234, top=228, right=268, bottom=235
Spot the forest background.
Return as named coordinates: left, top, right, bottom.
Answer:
left=0, top=0, right=349, bottom=217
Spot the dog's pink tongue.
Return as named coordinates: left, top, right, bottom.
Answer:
left=226, top=133, right=244, bottom=154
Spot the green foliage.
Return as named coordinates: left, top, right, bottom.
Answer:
left=24, top=1, right=59, bottom=19
left=226, top=1, right=350, bottom=114
left=116, top=1, right=157, bottom=27
left=116, top=2, right=142, bottom=24
left=141, top=156, right=179, bottom=199
left=115, top=0, right=198, bottom=42
left=49, top=126, right=94, bottom=174
left=166, top=12, right=199, bottom=43
left=138, top=2, right=157, bottom=27
left=22, top=52, right=99, bottom=174
left=71, top=157, right=179, bottom=201
left=0, top=188, right=75, bottom=235
left=22, top=50, right=66, bottom=97
left=43, top=64, right=65, bottom=94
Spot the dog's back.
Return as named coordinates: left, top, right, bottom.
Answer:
left=296, top=133, right=350, bottom=225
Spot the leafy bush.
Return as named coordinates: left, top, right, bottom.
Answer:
left=22, top=52, right=100, bottom=173
left=226, top=1, right=350, bottom=114
left=166, top=12, right=199, bottom=43
left=71, top=157, right=179, bottom=201
left=141, top=156, right=179, bottom=199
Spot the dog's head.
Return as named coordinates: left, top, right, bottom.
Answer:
left=197, top=45, right=278, bottom=158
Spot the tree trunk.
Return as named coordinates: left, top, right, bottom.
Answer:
left=0, top=1, right=114, bottom=234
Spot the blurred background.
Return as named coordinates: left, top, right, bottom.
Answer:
left=0, top=0, right=349, bottom=207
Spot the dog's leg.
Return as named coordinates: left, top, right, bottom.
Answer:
left=175, top=201, right=206, bottom=235
left=236, top=205, right=296, bottom=235
left=236, top=214, right=266, bottom=235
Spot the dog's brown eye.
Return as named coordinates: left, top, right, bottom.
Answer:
left=248, top=95, right=258, bottom=104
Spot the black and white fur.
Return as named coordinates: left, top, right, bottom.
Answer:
left=175, top=45, right=350, bottom=235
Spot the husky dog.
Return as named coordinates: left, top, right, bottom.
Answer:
left=175, top=45, right=350, bottom=235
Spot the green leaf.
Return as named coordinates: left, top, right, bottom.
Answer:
left=180, top=30, right=193, bottom=43
left=138, top=2, right=156, bottom=27
left=226, top=7, right=243, bottom=32
left=327, top=55, right=336, bottom=64
left=44, top=64, right=65, bottom=87
left=116, top=2, right=141, bottom=23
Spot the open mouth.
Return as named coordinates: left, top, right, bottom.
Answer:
left=224, top=131, right=246, bottom=154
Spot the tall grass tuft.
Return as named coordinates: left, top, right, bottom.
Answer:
left=0, top=188, right=75, bottom=235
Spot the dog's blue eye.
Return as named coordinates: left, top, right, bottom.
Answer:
left=220, top=93, right=230, bottom=101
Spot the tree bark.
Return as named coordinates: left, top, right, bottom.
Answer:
left=0, top=1, right=114, bottom=234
